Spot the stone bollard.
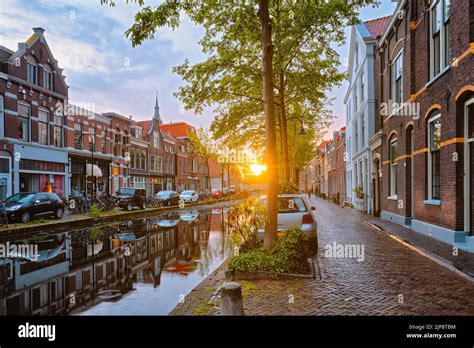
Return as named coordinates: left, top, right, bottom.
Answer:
left=220, top=282, right=244, bottom=315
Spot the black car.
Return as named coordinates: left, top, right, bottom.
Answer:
left=155, top=190, right=180, bottom=206
left=0, top=192, right=65, bottom=223
left=115, top=188, right=147, bottom=211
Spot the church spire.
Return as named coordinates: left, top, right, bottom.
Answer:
left=153, top=91, right=162, bottom=124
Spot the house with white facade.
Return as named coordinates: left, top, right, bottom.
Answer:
left=344, top=16, right=391, bottom=214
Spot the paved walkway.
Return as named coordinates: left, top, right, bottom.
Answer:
left=170, top=197, right=474, bottom=315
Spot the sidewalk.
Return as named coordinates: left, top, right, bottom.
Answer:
left=170, top=197, right=474, bottom=316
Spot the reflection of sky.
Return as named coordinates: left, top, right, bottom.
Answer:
left=80, top=223, right=228, bottom=316
left=1, top=0, right=396, bottom=137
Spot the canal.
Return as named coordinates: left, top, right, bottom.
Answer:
left=0, top=202, right=235, bottom=315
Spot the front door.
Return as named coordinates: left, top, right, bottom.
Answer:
left=465, top=99, right=474, bottom=234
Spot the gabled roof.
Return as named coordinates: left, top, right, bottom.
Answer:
left=364, top=16, right=392, bottom=39
left=160, top=122, right=195, bottom=138
left=136, top=120, right=153, bottom=137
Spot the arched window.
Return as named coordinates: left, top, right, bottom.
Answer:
left=389, top=136, right=398, bottom=197
left=427, top=113, right=441, bottom=200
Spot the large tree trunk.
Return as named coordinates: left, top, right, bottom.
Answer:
left=278, top=74, right=289, bottom=182
left=259, top=0, right=278, bottom=250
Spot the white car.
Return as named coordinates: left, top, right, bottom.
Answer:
left=258, top=194, right=318, bottom=252
left=179, top=190, right=199, bottom=203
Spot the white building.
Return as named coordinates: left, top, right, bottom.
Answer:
left=344, top=17, right=389, bottom=213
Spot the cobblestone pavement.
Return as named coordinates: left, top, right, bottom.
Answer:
left=170, top=197, right=474, bottom=315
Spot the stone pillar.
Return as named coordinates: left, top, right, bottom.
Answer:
left=220, top=282, right=244, bottom=315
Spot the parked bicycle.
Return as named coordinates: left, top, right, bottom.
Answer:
left=96, top=193, right=117, bottom=212
left=68, top=192, right=92, bottom=214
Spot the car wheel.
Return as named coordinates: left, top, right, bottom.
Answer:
left=21, top=211, right=31, bottom=223
left=55, top=208, right=64, bottom=219
left=127, top=202, right=133, bottom=211
left=141, top=200, right=147, bottom=209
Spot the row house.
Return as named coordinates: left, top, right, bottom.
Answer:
left=372, top=0, right=474, bottom=251
left=345, top=16, right=391, bottom=213
left=159, top=122, right=209, bottom=193
left=0, top=28, right=209, bottom=200
left=327, top=127, right=346, bottom=204
left=0, top=27, right=69, bottom=200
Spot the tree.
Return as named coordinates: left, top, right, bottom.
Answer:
left=101, top=0, right=374, bottom=249
left=189, top=127, right=215, bottom=193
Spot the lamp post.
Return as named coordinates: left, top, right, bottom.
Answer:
left=77, top=133, right=95, bottom=202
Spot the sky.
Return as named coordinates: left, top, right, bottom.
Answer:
left=0, top=0, right=396, bottom=136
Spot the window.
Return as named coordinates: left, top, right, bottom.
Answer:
left=43, top=64, right=53, bottom=91
left=360, top=72, right=365, bottom=102
left=389, top=138, right=398, bottom=197
left=354, top=120, right=358, bottom=152
left=27, top=62, right=37, bottom=84
left=153, top=131, right=160, bottom=149
left=53, top=115, right=62, bottom=147
left=90, top=127, right=96, bottom=152
left=141, top=153, right=146, bottom=170
left=114, top=130, right=120, bottom=157
left=361, top=115, right=365, bottom=148
left=38, top=109, right=49, bottom=145
left=157, top=156, right=162, bottom=173
left=428, top=116, right=441, bottom=200
left=101, top=130, right=106, bottom=153
left=0, top=95, right=3, bottom=138
left=192, top=158, right=197, bottom=172
left=169, top=157, right=173, bottom=173
left=122, top=132, right=128, bottom=157
left=151, top=155, right=156, bottom=172
left=430, top=0, right=450, bottom=78
left=354, top=89, right=358, bottom=112
left=18, top=103, right=30, bottom=141
left=74, top=122, right=82, bottom=149
left=392, top=51, right=403, bottom=107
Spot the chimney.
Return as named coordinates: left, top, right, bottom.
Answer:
left=33, top=27, right=45, bottom=35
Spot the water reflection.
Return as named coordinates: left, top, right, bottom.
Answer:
left=0, top=205, right=233, bottom=315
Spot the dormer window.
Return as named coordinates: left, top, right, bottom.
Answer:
left=43, top=64, right=53, bottom=91
left=26, top=56, right=38, bottom=85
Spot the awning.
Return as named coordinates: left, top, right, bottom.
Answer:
left=86, top=164, right=103, bottom=177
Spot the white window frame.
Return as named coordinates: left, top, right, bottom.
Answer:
left=389, top=138, right=398, bottom=198
left=430, top=0, right=450, bottom=79
left=427, top=114, right=442, bottom=201
left=17, top=102, right=31, bottom=142
left=391, top=50, right=403, bottom=111
left=37, top=108, right=49, bottom=146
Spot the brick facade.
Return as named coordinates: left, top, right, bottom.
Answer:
left=376, top=0, right=474, bottom=246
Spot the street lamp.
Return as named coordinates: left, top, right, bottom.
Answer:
left=286, top=116, right=308, bottom=136
left=77, top=133, right=96, bottom=201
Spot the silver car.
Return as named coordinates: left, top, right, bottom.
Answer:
left=258, top=194, right=318, bottom=251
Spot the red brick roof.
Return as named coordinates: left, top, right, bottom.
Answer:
left=364, top=15, right=391, bottom=39
left=159, top=122, right=195, bottom=137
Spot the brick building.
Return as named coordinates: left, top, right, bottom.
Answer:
left=376, top=0, right=474, bottom=250
left=327, top=127, right=346, bottom=204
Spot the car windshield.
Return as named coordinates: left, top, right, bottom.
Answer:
left=259, top=197, right=307, bottom=213
left=157, top=191, right=171, bottom=196
left=5, top=193, right=34, bottom=204
left=181, top=191, right=194, bottom=195
left=117, top=188, right=135, bottom=195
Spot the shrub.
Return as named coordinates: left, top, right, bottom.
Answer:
left=228, top=227, right=312, bottom=274
left=278, top=180, right=299, bottom=194
left=227, top=198, right=266, bottom=247
left=239, top=234, right=263, bottom=254
left=89, top=204, right=102, bottom=218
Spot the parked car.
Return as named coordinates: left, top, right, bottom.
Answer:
left=258, top=194, right=318, bottom=252
left=211, top=189, right=223, bottom=198
left=155, top=190, right=180, bottom=206
left=115, top=188, right=147, bottom=211
left=0, top=192, right=65, bottom=223
left=179, top=190, right=199, bottom=203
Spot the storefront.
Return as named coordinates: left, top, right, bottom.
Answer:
left=70, top=156, right=111, bottom=195
left=13, top=144, right=68, bottom=198
left=150, top=176, right=164, bottom=195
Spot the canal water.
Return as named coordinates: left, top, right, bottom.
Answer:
left=0, top=203, right=235, bottom=315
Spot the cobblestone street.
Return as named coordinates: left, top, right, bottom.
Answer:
left=171, top=198, right=474, bottom=315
